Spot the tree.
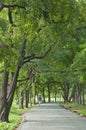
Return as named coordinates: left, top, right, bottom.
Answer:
left=1, top=0, right=86, bottom=122
left=0, top=0, right=54, bottom=121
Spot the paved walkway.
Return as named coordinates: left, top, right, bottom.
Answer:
left=17, top=103, right=86, bottom=130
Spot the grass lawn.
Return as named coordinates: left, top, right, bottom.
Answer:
left=61, top=102, right=86, bottom=117
left=0, top=102, right=30, bottom=130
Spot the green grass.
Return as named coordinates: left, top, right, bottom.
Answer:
left=61, top=102, right=86, bottom=116
left=0, top=102, right=30, bottom=130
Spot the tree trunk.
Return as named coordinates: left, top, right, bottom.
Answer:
left=0, top=70, right=9, bottom=122
left=77, top=84, right=82, bottom=104
left=29, top=88, right=32, bottom=107
left=0, top=39, right=26, bottom=122
left=32, top=83, right=36, bottom=105
left=42, top=86, right=45, bottom=103
left=19, top=91, right=24, bottom=108
left=69, top=84, right=76, bottom=102
left=62, top=82, right=70, bottom=102
left=6, top=65, right=20, bottom=121
left=47, top=86, right=51, bottom=102
left=25, top=89, right=29, bottom=108
left=54, top=92, right=57, bottom=102
left=73, top=84, right=78, bottom=103
left=82, top=84, right=85, bottom=105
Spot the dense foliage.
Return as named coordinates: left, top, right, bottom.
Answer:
left=0, top=0, right=86, bottom=123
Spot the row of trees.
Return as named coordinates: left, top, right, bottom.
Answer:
left=0, top=0, right=86, bottom=122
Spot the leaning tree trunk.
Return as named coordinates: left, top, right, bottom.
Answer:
left=69, top=84, right=76, bottom=102
left=6, top=67, right=20, bottom=121
left=0, top=39, right=26, bottom=122
left=0, top=70, right=9, bottom=122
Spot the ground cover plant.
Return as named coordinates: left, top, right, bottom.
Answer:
left=0, top=101, right=29, bottom=130
left=61, top=102, right=86, bottom=117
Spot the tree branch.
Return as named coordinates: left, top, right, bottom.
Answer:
left=0, top=3, right=26, bottom=26
left=17, top=77, right=29, bottom=82
left=23, top=44, right=53, bottom=65
left=35, top=68, right=86, bottom=74
left=77, top=26, right=86, bottom=30
left=8, top=8, right=13, bottom=25
left=34, top=44, right=53, bottom=59
left=0, top=3, right=26, bottom=11
left=23, top=54, right=36, bottom=65
left=17, top=68, right=33, bottom=82
left=18, top=39, right=27, bottom=68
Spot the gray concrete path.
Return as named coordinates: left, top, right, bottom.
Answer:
left=17, top=103, right=86, bottom=130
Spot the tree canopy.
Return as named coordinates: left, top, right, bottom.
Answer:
left=0, top=0, right=86, bottom=122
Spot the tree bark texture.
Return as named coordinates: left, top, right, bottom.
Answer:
left=0, top=70, right=9, bottom=122
left=42, top=86, right=45, bottom=103
left=62, top=82, right=70, bottom=102
left=19, top=91, right=24, bottom=109
left=47, top=86, right=51, bottom=102
left=25, top=90, right=29, bottom=108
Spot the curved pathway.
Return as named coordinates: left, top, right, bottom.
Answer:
left=17, top=103, right=86, bottom=130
